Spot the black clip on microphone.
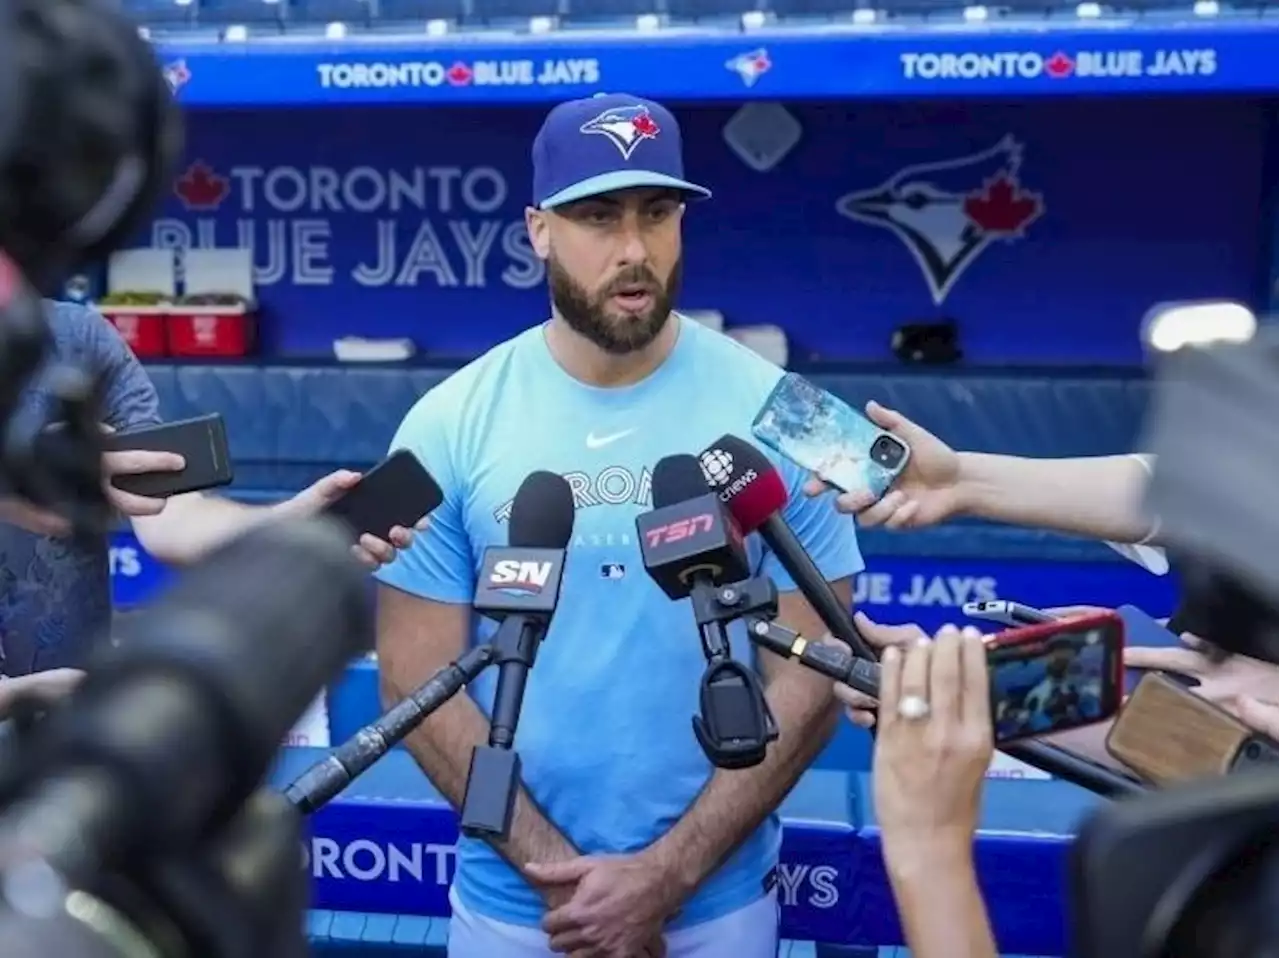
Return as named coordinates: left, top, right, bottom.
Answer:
left=459, top=471, right=574, bottom=839
left=689, top=577, right=781, bottom=769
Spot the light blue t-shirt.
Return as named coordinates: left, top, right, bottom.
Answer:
left=376, top=316, right=862, bottom=929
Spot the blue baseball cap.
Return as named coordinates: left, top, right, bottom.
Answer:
left=532, top=93, right=712, bottom=210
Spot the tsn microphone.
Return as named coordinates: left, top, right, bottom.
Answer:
left=639, top=454, right=777, bottom=769
left=699, top=435, right=876, bottom=662
left=460, top=471, right=574, bottom=839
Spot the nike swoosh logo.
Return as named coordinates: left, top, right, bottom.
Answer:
left=586, top=429, right=635, bottom=450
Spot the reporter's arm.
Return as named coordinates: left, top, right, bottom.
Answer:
left=377, top=585, right=581, bottom=881
left=883, top=834, right=998, bottom=958
left=957, top=453, right=1155, bottom=544
left=131, top=492, right=267, bottom=564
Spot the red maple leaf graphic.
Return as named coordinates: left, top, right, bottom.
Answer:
left=632, top=113, right=659, bottom=137
left=447, top=62, right=473, bottom=86
left=1045, top=51, right=1075, bottom=79
left=963, top=174, right=1044, bottom=237
left=174, top=161, right=229, bottom=211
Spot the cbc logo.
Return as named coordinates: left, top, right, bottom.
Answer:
left=700, top=449, right=733, bottom=487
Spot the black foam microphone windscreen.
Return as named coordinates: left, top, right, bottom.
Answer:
left=508, top=470, right=575, bottom=549
left=652, top=454, right=713, bottom=508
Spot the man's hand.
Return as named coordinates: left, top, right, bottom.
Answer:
left=273, top=470, right=424, bottom=569
left=832, top=612, right=929, bottom=728
left=803, top=401, right=964, bottom=529
left=101, top=445, right=186, bottom=517
left=0, top=669, right=86, bottom=719
left=0, top=498, right=71, bottom=536
left=528, top=854, right=677, bottom=956
left=1125, top=632, right=1278, bottom=706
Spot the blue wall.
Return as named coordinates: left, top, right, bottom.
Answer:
left=145, top=95, right=1272, bottom=362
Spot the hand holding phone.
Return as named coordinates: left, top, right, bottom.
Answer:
left=753, top=373, right=910, bottom=502
left=102, top=414, right=234, bottom=500
left=986, top=612, right=1125, bottom=745
left=1106, top=672, right=1277, bottom=785
left=323, top=450, right=444, bottom=541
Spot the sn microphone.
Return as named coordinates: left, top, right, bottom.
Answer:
left=284, top=644, right=496, bottom=815
left=0, top=519, right=371, bottom=883
left=699, top=435, right=876, bottom=661
left=460, top=470, right=574, bottom=838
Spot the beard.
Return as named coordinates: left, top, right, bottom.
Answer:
left=548, top=254, right=682, bottom=356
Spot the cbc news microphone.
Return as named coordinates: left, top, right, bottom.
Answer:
left=0, top=519, right=372, bottom=883
left=699, top=435, right=876, bottom=662
left=459, top=471, right=574, bottom=838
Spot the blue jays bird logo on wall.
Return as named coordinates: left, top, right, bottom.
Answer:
left=162, top=60, right=191, bottom=95
left=836, top=136, right=1045, bottom=305
left=580, top=106, right=662, bottom=160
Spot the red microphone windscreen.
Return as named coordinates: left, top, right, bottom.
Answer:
left=699, top=435, right=788, bottom=533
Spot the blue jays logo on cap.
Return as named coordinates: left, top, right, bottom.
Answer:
left=531, top=93, right=712, bottom=210
left=580, top=105, right=662, bottom=160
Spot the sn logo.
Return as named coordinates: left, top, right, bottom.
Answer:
left=644, top=514, right=713, bottom=548
left=489, top=560, right=553, bottom=593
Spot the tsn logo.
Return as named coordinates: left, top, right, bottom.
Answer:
left=489, top=560, right=554, bottom=592
left=644, top=514, right=713, bottom=548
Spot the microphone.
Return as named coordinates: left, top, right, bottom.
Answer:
left=746, top=617, right=1145, bottom=798
left=0, top=519, right=372, bottom=883
left=699, top=435, right=876, bottom=661
left=639, top=454, right=777, bottom=769
left=459, top=471, right=574, bottom=839
left=284, top=644, right=496, bottom=814
left=638, top=453, right=751, bottom=600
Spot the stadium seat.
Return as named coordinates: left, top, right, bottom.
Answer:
left=564, top=0, right=660, bottom=23
left=468, top=0, right=561, bottom=23
left=121, top=0, right=199, bottom=25
left=295, top=0, right=375, bottom=23
left=199, top=0, right=289, bottom=27
left=378, top=0, right=467, bottom=22
left=666, top=0, right=761, bottom=21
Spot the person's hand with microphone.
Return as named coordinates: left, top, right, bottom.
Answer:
left=827, top=613, right=930, bottom=728
left=874, top=624, right=998, bottom=958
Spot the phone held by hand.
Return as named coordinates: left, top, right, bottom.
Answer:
left=1105, top=672, right=1277, bottom=786
left=751, top=373, right=910, bottom=501
left=964, top=599, right=1057, bottom=628
left=986, top=611, right=1125, bottom=746
left=105, top=413, right=234, bottom=498
left=324, top=449, right=444, bottom=541
left=1115, top=604, right=1198, bottom=693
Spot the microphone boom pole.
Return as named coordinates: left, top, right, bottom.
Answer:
left=283, top=644, right=496, bottom=815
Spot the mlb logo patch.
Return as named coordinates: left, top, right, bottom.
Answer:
left=600, top=563, right=626, bottom=580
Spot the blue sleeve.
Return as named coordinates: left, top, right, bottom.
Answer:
left=79, top=307, right=162, bottom=431
left=374, top=395, right=475, bottom=605
left=762, top=466, right=864, bottom=591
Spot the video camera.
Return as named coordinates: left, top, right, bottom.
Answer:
left=0, top=0, right=180, bottom=534
left=1070, top=314, right=1279, bottom=958
left=0, top=3, right=356, bottom=957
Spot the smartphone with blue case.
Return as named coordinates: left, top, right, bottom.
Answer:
left=751, top=373, right=910, bottom=501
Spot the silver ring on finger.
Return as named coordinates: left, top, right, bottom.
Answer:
left=896, top=694, right=931, bottom=721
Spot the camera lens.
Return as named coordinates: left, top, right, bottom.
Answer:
left=871, top=436, right=906, bottom=469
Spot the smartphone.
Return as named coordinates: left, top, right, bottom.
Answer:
left=324, top=449, right=443, bottom=540
left=751, top=373, right=909, bottom=500
left=104, top=413, right=234, bottom=498
left=964, top=599, right=1056, bottom=628
left=1106, top=672, right=1276, bottom=785
left=986, top=612, right=1125, bottom=745
left=1115, top=604, right=1198, bottom=693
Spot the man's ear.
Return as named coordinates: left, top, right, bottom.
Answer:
left=525, top=207, right=550, bottom=260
